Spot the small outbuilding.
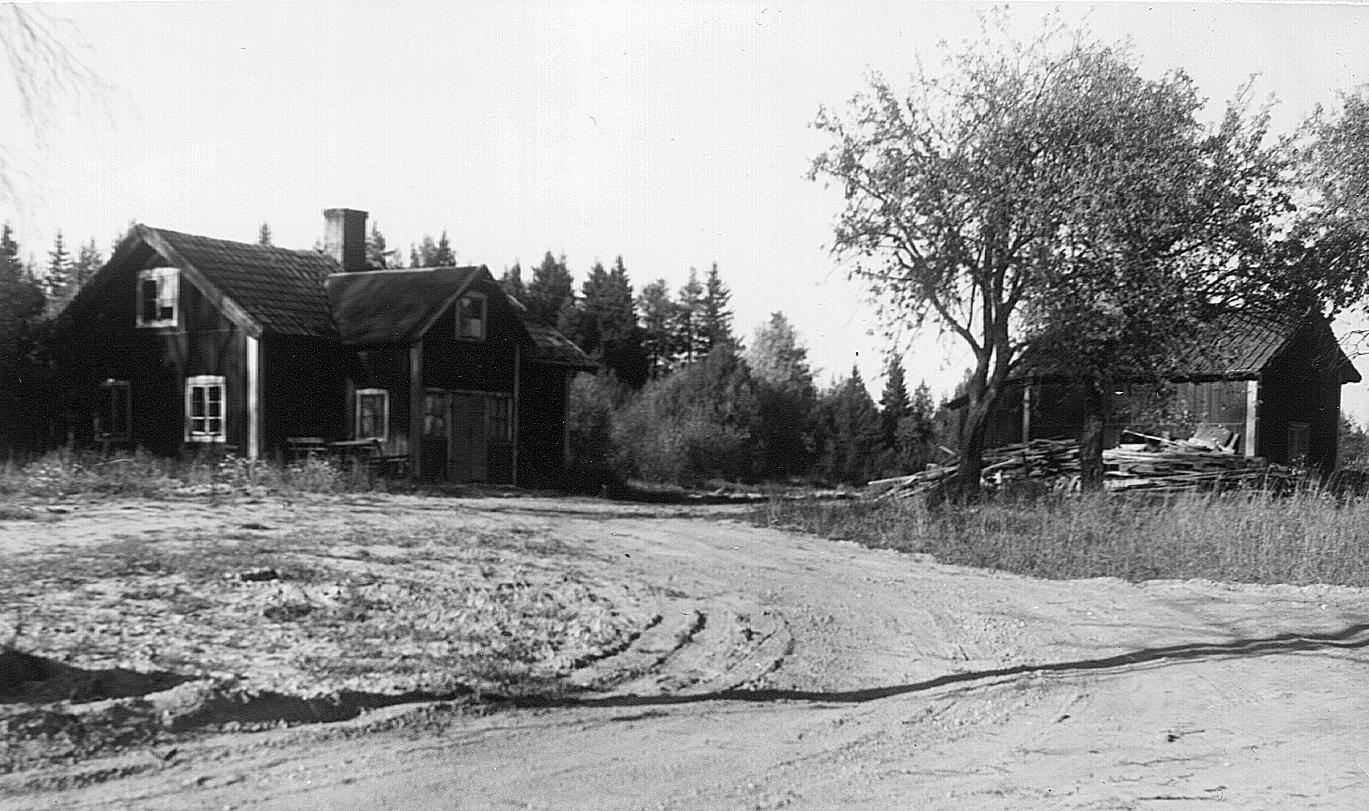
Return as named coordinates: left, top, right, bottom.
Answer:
left=964, top=310, right=1362, bottom=475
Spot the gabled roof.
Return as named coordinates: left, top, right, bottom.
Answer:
left=508, top=297, right=598, bottom=369
left=141, top=226, right=338, bottom=338
left=1180, top=309, right=1360, bottom=384
left=326, top=266, right=484, bottom=346
left=324, top=266, right=597, bottom=368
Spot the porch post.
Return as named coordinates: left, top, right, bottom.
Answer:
left=410, top=341, right=424, bottom=476
left=511, top=344, right=520, bottom=486
left=246, top=334, right=260, bottom=460
left=1244, top=379, right=1259, bottom=458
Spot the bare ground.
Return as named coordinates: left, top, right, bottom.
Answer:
left=2, top=493, right=1368, bottom=809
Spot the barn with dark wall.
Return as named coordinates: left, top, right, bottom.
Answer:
left=967, top=310, right=1361, bottom=475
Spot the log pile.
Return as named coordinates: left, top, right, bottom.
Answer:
left=867, top=435, right=1302, bottom=499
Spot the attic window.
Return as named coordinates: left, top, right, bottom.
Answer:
left=137, top=268, right=178, bottom=327
left=458, top=293, right=486, bottom=340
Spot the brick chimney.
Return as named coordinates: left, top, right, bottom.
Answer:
left=323, top=208, right=368, bottom=272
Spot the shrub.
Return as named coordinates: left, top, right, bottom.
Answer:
left=613, top=344, right=761, bottom=485
left=565, top=372, right=628, bottom=490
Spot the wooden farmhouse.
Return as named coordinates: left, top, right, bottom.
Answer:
left=50, top=208, right=595, bottom=485
left=967, top=311, right=1362, bottom=476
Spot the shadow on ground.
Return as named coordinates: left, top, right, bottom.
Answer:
left=525, top=621, right=1369, bottom=709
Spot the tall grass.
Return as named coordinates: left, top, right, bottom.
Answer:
left=753, top=490, right=1369, bottom=587
left=0, top=448, right=377, bottom=498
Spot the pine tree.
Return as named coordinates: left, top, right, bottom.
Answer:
left=0, top=223, right=23, bottom=282
left=700, top=262, right=734, bottom=351
left=46, top=230, right=71, bottom=303
left=637, top=278, right=677, bottom=379
left=526, top=251, right=575, bottom=327
left=258, top=222, right=273, bottom=246
left=879, top=354, right=911, bottom=447
left=501, top=262, right=527, bottom=304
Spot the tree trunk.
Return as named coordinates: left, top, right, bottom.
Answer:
left=1079, top=379, right=1108, bottom=492
left=950, top=398, right=992, bottom=504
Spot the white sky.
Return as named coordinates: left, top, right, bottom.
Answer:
left=4, top=1, right=1369, bottom=417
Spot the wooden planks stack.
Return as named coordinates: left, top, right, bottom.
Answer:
left=867, top=436, right=1298, bottom=499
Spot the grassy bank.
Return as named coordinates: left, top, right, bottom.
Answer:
left=752, top=491, right=1369, bottom=587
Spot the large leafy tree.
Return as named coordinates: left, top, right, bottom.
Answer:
left=811, top=18, right=1286, bottom=495
left=1276, top=86, right=1369, bottom=317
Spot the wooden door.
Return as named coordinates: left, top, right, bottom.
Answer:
left=450, top=393, right=489, bottom=482
left=420, top=391, right=450, bottom=481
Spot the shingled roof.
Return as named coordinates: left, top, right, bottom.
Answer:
left=509, top=298, right=598, bottom=369
left=1013, top=308, right=1361, bottom=384
left=141, top=226, right=339, bottom=337
left=326, top=266, right=484, bottom=346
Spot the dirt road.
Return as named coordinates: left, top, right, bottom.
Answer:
left=6, top=495, right=1369, bottom=808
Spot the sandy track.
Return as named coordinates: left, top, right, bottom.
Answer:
left=4, top=494, right=1369, bottom=808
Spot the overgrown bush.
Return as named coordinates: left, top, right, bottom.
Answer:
left=613, top=343, right=761, bottom=485
left=565, top=372, right=629, bottom=490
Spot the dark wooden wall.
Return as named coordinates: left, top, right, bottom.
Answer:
left=518, top=364, right=570, bottom=486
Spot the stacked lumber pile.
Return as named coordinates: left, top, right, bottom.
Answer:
left=868, top=435, right=1299, bottom=499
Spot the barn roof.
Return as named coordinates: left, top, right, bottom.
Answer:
left=1182, top=309, right=1360, bottom=384
left=141, top=226, right=338, bottom=337
left=326, top=266, right=484, bottom=346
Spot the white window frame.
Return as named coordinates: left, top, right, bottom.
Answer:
left=99, top=379, right=131, bottom=440
left=185, top=375, right=226, bottom=443
left=457, top=292, right=487, bottom=341
left=355, top=388, right=390, bottom=441
left=136, top=267, right=179, bottom=328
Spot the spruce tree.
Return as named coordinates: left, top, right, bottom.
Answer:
left=366, top=222, right=397, bottom=268
left=46, top=230, right=70, bottom=303
left=637, top=278, right=677, bottom=379
left=700, top=262, right=735, bottom=350
left=526, top=251, right=575, bottom=327
left=815, top=366, right=884, bottom=484
left=71, top=239, right=103, bottom=288
left=501, top=262, right=527, bottom=304
left=432, top=231, right=456, bottom=266
left=674, top=267, right=705, bottom=364
left=879, top=354, right=911, bottom=447
left=257, top=222, right=273, bottom=246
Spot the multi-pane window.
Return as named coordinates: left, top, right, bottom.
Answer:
left=137, top=268, right=178, bottom=327
left=186, top=375, right=225, bottom=442
left=486, top=396, right=512, bottom=441
left=458, top=293, right=486, bottom=340
left=99, top=379, right=131, bottom=439
left=356, top=389, right=389, bottom=440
